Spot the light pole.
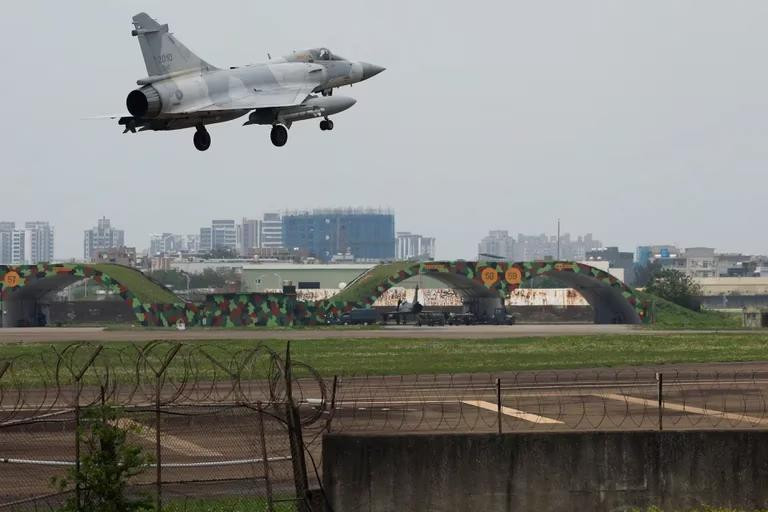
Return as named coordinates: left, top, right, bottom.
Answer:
left=178, top=270, right=191, bottom=292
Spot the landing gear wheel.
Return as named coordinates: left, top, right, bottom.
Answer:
left=270, top=125, right=288, bottom=147
left=320, top=119, right=335, bottom=131
left=193, top=127, right=211, bottom=151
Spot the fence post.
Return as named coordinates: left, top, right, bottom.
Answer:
left=72, top=344, right=103, bottom=511
left=496, top=378, right=502, bottom=435
left=74, top=379, right=82, bottom=510
left=257, top=402, right=275, bottom=512
left=326, top=375, right=339, bottom=433
left=283, top=342, right=310, bottom=512
left=149, top=344, right=181, bottom=512
left=656, top=372, right=663, bottom=431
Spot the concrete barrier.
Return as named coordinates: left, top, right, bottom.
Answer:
left=323, top=431, right=768, bottom=511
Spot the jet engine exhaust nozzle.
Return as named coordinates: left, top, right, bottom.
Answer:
left=126, top=86, right=162, bottom=118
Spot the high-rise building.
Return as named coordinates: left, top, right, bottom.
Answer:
left=199, top=227, right=212, bottom=252
left=149, top=233, right=183, bottom=256
left=261, top=213, right=283, bottom=249
left=184, top=234, right=200, bottom=253
left=514, top=233, right=602, bottom=261
left=477, top=230, right=515, bottom=260
left=84, top=217, right=125, bottom=261
left=211, top=219, right=237, bottom=251
left=396, top=232, right=436, bottom=260
left=0, top=222, right=14, bottom=264
left=11, top=230, right=27, bottom=264
left=24, top=221, right=54, bottom=263
left=0, top=221, right=54, bottom=264
left=240, top=218, right=261, bottom=256
left=283, top=208, right=395, bottom=262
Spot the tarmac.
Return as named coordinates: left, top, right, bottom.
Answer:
left=0, top=324, right=747, bottom=344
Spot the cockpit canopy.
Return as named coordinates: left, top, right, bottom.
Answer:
left=288, top=48, right=347, bottom=63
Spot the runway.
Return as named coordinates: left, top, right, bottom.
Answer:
left=0, top=324, right=744, bottom=344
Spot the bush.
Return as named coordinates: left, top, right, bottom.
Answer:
left=646, top=268, right=702, bottom=312
left=54, top=405, right=152, bottom=512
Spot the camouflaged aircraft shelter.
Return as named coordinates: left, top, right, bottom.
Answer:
left=0, top=261, right=648, bottom=327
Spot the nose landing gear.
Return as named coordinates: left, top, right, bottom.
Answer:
left=319, top=119, right=334, bottom=131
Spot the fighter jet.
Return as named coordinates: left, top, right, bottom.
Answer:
left=385, top=286, right=424, bottom=324
left=118, top=13, right=385, bottom=151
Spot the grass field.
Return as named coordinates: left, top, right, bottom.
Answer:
left=3, top=333, right=768, bottom=381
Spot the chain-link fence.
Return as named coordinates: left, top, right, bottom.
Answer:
left=0, top=342, right=327, bottom=512
left=325, top=368, right=768, bottom=433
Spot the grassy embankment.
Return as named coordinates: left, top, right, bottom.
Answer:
left=638, top=291, right=742, bottom=329
left=90, top=263, right=181, bottom=304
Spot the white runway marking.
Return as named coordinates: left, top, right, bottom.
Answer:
left=462, top=400, right=563, bottom=424
left=595, top=393, right=768, bottom=426
left=114, top=418, right=222, bottom=456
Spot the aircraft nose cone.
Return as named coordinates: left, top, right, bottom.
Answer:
left=361, top=62, right=386, bottom=81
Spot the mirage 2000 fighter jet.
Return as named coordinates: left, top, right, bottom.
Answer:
left=118, top=13, right=385, bottom=151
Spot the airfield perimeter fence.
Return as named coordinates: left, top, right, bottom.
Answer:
left=4, top=343, right=768, bottom=511
left=324, top=368, right=768, bottom=434
left=0, top=341, right=329, bottom=512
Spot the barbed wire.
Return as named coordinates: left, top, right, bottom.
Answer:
left=0, top=342, right=327, bottom=510
left=325, top=369, right=768, bottom=433
left=0, top=341, right=327, bottom=428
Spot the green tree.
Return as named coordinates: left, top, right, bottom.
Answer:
left=54, top=406, right=152, bottom=512
left=633, top=260, right=662, bottom=287
left=645, top=268, right=702, bottom=311
left=147, top=270, right=186, bottom=290
left=190, top=268, right=227, bottom=289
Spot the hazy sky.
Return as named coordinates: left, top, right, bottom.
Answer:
left=3, top=1, right=768, bottom=259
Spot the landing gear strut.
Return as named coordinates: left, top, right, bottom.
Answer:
left=319, top=119, right=334, bottom=131
left=193, top=125, right=211, bottom=151
left=271, top=124, right=288, bottom=147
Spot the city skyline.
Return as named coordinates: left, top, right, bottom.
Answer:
left=6, top=210, right=764, bottom=262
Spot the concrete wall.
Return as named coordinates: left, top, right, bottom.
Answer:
left=323, top=431, right=768, bottom=512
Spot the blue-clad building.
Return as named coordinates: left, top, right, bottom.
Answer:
left=283, top=208, right=395, bottom=262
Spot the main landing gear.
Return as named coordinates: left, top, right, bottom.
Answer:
left=270, top=124, right=288, bottom=147
left=193, top=125, right=211, bottom=151
left=319, top=119, right=334, bottom=131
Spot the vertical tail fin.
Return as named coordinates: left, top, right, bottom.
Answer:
left=131, top=12, right=217, bottom=77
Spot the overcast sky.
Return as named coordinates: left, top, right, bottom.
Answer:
left=3, top=1, right=768, bottom=259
